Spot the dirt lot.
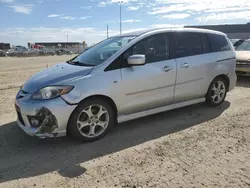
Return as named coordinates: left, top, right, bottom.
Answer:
left=0, top=56, right=250, bottom=188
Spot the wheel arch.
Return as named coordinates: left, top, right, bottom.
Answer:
left=216, top=74, right=230, bottom=91
left=79, top=95, right=118, bottom=117
left=67, top=94, right=118, bottom=134
left=208, top=74, right=230, bottom=94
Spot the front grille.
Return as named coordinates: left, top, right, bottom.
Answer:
left=17, top=111, right=25, bottom=125
left=15, top=104, right=25, bottom=126
left=15, top=104, right=20, bottom=112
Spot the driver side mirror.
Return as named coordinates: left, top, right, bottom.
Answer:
left=127, top=54, right=146, bottom=66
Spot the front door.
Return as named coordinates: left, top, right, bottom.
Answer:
left=119, top=33, right=177, bottom=115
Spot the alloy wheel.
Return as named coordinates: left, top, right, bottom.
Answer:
left=211, top=80, right=226, bottom=104
left=77, top=104, right=109, bottom=138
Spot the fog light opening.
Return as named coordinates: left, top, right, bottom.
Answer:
left=28, top=116, right=43, bottom=128
left=30, top=118, right=40, bottom=127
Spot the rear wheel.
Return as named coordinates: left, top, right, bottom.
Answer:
left=206, top=77, right=227, bottom=106
left=68, top=98, right=115, bottom=141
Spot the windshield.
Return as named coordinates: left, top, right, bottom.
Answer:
left=70, top=36, right=135, bottom=66
left=236, top=41, right=250, bottom=51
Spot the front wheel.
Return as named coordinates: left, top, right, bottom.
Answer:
left=68, top=98, right=115, bottom=141
left=206, top=77, right=227, bottom=106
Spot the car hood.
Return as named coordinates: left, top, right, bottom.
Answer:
left=236, top=51, right=250, bottom=62
left=22, top=62, right=94, bottom=93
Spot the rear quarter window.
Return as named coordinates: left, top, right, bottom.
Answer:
left=207, top=33, right=231, bottom=52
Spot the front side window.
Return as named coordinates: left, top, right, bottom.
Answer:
left=200, top=33, right=211, bottom=53
left=70, top=36, right=135, bottom=66
left=123, top=34, right=169, bottom=65
left=236, top=41, right=250, bottom=51
left=207, top=34, right=231, bottom=52
left=173, top=32, right=203, bottom=58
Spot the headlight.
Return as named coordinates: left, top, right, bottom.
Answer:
left=30, top=86, right=74, bottom=100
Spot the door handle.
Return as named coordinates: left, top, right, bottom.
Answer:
left=180, top=63, right=190, bottom=68
left=162, top=66, right=173, bottom=72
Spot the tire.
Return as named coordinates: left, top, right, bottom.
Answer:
left=67, top=98, right=115, bottom=141
left=206, top=77, right=227, bottom=106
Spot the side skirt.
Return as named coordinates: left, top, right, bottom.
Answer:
left=117, top=98, right=205, bottom=123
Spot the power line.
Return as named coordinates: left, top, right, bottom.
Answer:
left=199, top=15, right=208, bottom=26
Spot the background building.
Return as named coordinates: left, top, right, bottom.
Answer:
left=28, top=41, right=87, bottom=54
left=185, top=23, right=250, bottom=39
left=0, top=43, right=11, bottom=50
left=32, top=42, right=82, bottom=48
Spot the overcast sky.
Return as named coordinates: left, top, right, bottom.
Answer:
left=0, top=0, right=250, bottom=46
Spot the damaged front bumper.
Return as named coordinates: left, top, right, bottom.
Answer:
left=15, top=93, right=77, bottom=138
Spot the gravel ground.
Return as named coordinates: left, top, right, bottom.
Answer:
left=0, top=56, right=250, bottom=188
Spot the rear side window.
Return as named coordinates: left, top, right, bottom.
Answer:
left=123, top=34, right=169, bottom=65
left=207, top=34, right=231, bottom=52
left=173, top=32, right=203, bottom=58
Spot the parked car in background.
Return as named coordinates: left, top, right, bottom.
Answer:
left=0, top=50, right=6, bottom=57
left=15, top=28, right=236, bottom=141
left=6, top=49, right=27, bottom=57
left=15, top=45, right=28, bottom=51
left=235, top=39, right=250, bottom=76
left=56, top=49, right=73, bottom=55
left=39, top=49, right=55, bottom=56
left=5, top=49, right=15, bottom=56
left=5, top=48, right=40, bottom=57
left=24, top=49, right=40, bottom=57
left=230, top=39, right=245, bottom=49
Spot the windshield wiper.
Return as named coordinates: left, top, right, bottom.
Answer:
left=66, top=60, right=95, bottom=67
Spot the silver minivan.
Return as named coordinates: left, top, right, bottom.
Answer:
left=15, top=28, right=237, bottom=141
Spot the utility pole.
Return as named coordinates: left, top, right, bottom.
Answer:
left=66, top=34, right=68, bottom=48
left=118, top=1, right=123, bottom=34
left=107, top=25, right=109, bottom=38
